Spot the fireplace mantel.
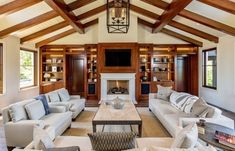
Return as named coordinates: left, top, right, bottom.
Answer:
left=100, top=73, right=136, bottom=104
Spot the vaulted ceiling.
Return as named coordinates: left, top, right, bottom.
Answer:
left=0, top=0, right=235, bottom=47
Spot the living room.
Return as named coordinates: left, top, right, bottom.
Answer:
left=0, top=0, right=235, bottom=151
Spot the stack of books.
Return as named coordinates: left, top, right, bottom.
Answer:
left=215, top=131, right=235, bottom=148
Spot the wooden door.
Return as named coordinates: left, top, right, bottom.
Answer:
left=66, top=55, right=85, bottom=96
left=176, top=56, right=188, bottom=92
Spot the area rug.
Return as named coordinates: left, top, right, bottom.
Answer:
left=63, top=107, right=170, bottom=137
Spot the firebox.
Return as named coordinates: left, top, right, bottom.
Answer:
left=107, top=80, right=129, bottom=95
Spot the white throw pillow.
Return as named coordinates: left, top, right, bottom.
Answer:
left=58, top=88, right=70, bottom=102
left=149, top=145, right=216, bottom=151
left=171, top=123, right=198, bottom=148
left=156, top=85, right=173, bottom=101
left=48, top=92, right=60, bottom=102
left=9, top=104, right=27, bottom=122
left=25, top=101, right=46, bottom=120
left=33, top=125, right=55, bottom=150
left=191, top=98, right=208, bottom=117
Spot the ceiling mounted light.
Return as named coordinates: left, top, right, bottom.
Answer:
left=107, top=0, right=130, bottom=33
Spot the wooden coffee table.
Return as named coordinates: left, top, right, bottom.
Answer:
left=198, top=122, right=235, bottom=151
left=92, top=101, right=142, bottom=137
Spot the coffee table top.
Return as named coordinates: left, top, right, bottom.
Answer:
left=198, top=122, right=235, bottom=151
left=93, top=101, right=141, bottom=122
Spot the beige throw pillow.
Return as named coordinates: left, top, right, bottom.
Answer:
left=191, top=98, right=208, bottom=117
left=9, top=104, right=27, bottom=122
left=171, top=123, right=198, bottom=149
left=157, top=85, right=173, bottom=101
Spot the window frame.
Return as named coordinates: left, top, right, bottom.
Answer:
left=0, top=43, right=3, bottom=94
left=19, top=47, right=38, bottom=89
left=202, top=47, right=217, bottom=90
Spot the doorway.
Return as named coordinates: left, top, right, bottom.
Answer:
left=66, top=55, right=85, bottom=96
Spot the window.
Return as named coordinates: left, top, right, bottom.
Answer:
left=202, top=48, right=217, bottom=89
left=20, top=49, right=37, bottom=88
left=0, top=43, right=3, bottom=93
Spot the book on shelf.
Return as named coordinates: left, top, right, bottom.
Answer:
left=215, top=130, right=235, bottom=148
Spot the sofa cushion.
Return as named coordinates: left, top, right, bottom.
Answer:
left=48, top=92, right=61, bottom=102
left=8, top=103, right=27, bottom=122
left=149, top=146, right=216, bottom=151
left=191, top=98, right=208, bottom=117
left=35, top=94, right=50, bottom=115
left=157, top=85, right=173, bottom=101
left=88, top=132, right=136, bottom=151
left=171, top=123, right=198, bottom=148
left=25, top=101, right=46, bottom=120
left=58, top=88, right=70, bottom=102
left=43, top=146, right=80, bottom=151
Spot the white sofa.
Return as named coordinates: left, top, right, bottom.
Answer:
left=13, top=136, right=216, bottom=151
left=2, top=99, right=72, bottom=148
left=149, top=93, right=234, bottom=137
left=45, top=88, right=85, bottom=119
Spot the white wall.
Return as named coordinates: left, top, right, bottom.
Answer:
left=0, top=36, right=39, bottom=110
left=199, top=35, right=235, bottom=112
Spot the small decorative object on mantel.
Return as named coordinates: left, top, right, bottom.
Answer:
left=112, top=97, right=125, bottom=109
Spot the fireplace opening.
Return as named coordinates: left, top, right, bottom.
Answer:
left=107, top=80, right=129, bottom=94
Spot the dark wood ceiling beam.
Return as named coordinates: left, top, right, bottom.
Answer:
left=43, top=0, right=84, bottom=34
left=169, top=21, right=218, bottom=43
left=198, top=0, right=235, bottom=15
left=161, top=28, right=203, bottom=47
left=138, top=18, right=203, bottom=47
left=68, top=0, right=97, bottom=11
left=77, top=5, right=106, bottom=20
left=20, top=21, right=68, bottom=43
left=36, top=29, right=76, bottom=48
left=0, top=0, right=42, bottom=16
left=83, top=19, right=99, bottom=28
left=179, top=10, right=235, bottom=36
left=141, top=0, right=235, bottom=36
left=0, top=11, right=58, bottom=38
left=152, top=0, right=193, bottom=33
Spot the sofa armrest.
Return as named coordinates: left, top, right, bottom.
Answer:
left=70, top=95, right=81, bottom=99
left=49, top=106, right=67, bottom=113
left=149, top=93, right=157, bottom=100
left=179, top=116, right=234, bottom=129
left=4, top=120, right=46, bottom=147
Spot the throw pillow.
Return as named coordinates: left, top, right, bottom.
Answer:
left=206, top=106, right=222, bottom=118
left=171, top=123, right=198, bottom=148
left=149, top=145, right=216, bottom=151
left=180, top=96, right=198, bottom=114
left=191, top=98, right=208, bottom=117
left=35, top=94, right=50, bottom=115
left=9, top=104, right=27, bottom=122
left=42, top=146, right=80, bottom=151
left=33, top=125, right=55, bottom=150
left=48, top=92, right=60, bottom=102
left=156, top=85, right=173, bottom=101
left=25, top=101, right=46, bottom=120
left=88, top=132, right=136, bottom=151
left=58, top=88, right=70, bottom=102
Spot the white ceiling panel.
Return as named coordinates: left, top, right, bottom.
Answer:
left=0, top=0, right=14, bottom=6
left=132, top=0, right=163, bottom=15
left=16, top=16, right=64, bottom=38
left=0, top=1, right=52, bottom=30
left=31, top=25, right=73, bottom=43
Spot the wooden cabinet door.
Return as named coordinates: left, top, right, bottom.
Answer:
left=67, top=55, right=85, bottom=96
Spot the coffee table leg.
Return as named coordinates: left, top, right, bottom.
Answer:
left=138, top=123, right=142, bottom=137
left=93, top=123, right=96, bottom=133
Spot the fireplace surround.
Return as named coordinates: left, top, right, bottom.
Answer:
left=100, top=73, right=136, bottom=103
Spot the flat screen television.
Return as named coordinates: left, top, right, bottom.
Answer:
left=105, top=49, right=131, bottom=67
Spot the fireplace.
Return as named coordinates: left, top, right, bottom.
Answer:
left=100, top=73, right=136, bottom=104
left=107, top=80, right=129, bottom=94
